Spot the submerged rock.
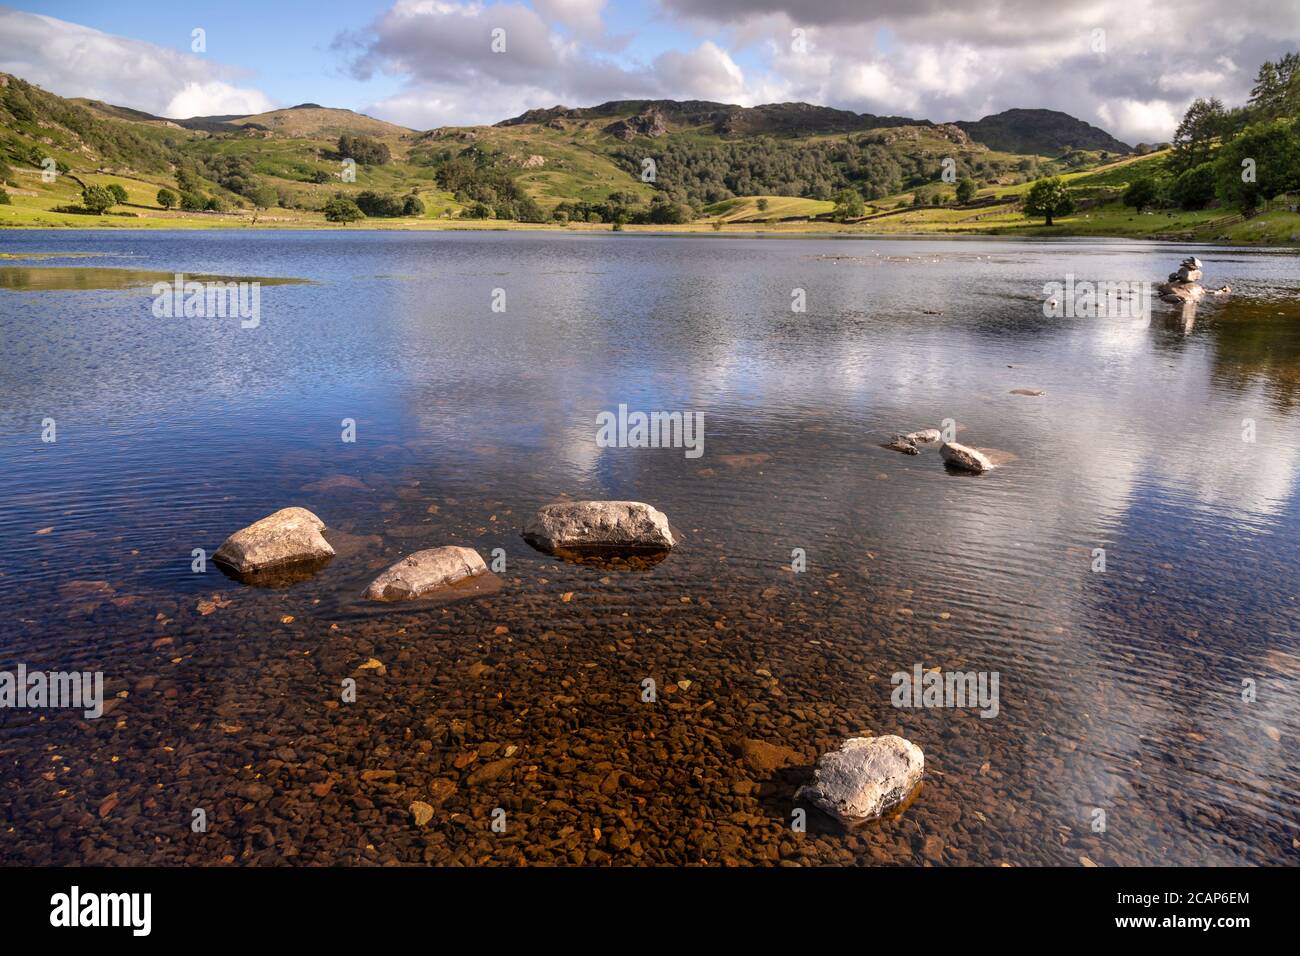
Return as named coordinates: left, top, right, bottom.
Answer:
left=213, top=507, right=334, bottom=584
left=880, top=434, right=920, bottom=455
left=796, top=735, right=924, bottom=824
left=940, top=442, right=995, bottom=474
left=523, top=500, right=675, bottom=554
left=365, top=546, right=487, bottom=601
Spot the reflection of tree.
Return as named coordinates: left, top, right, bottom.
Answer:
left=1204, top=299, right=1300, bottom=411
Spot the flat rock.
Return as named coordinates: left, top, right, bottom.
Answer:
left=523, top=500, right=675, bottom=554
left=736, top=738, right=802, bottom=774
left=940, top=442, right=995, bottom=474
left=905, top=428, right=942, bottom=444
left=795, top=735, right=924, bottom=824
left=365, top=546, right=487, bottom=601
left=213, top=507, right=334, bottom=582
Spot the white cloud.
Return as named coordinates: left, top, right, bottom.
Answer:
left=0, top=8, right=274, bottom=118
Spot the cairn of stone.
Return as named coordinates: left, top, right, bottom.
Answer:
left=1156, top=256, right=1231, bottom=304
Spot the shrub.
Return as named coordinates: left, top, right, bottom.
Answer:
left=323, top=196, right=365, bottom=223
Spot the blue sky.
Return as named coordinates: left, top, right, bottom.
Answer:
left=3, top=1, right=1296, bottom=141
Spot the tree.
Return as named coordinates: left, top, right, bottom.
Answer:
left=1170, top=97, right=1227, bottom=174
left=247, top=184, right=279, bottom=224
left=1214, top=119, right=1300, bottom=212
left=832, top=187, right=864, bottom=221
left=80, top=184, right=116, bottom=214
left=1023, top=177, right=1075, bottom=226
left=323, top=196, right=365, bottom=223
left=1122, top=177, right=1159, bottom=211
left=1248, top=52, right=1300, bottom=120
left=337, top=134, right=390, bottom=166
left=756, top=197, right=770, bottom=211
left=402, top=194, right=425, bottom=216
left=955, top=177, right=978, bottom=203
left=355, top=190, right=404, bottom=217
left=1169, top=163, right=1216, bottom=210
left=156, top=187, right=178, bottom=209
left=106, top=183, right=129, bottom=204
left=646, top=193, right=690, bottom=224
left=0, top=187, right=10, bottom=205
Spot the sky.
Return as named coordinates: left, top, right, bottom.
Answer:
left=2, top=1, right=1298, bottom=143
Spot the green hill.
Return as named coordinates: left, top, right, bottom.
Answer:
left=4, top=68, right=1293, bottom=244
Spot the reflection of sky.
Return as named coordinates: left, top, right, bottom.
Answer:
left=1, top=231, right=1296, bottom=859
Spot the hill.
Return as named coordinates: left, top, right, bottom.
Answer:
left=955, top=108, right=1132, bottom=157
left=19, top=69, right=1279, bottom=242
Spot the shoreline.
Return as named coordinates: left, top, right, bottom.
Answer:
left=3, top=218, right=1299, bottom=248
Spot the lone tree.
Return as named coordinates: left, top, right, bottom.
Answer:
left=832, top=187, right=864, bottom=221
left=1122, top=177, right=1159, bottom=211
left=80, top=184, right=117, bottom=214
left=247, top=184, right=280, bottom=224
left=1023, top=177, right=1075, bottom=226
left=323, top=196, right=365, bottom=223
left=955, top=177, right=978, bottom=204
left=157, top=187, right=179, bottom=209
left=106, top=183, right=129, bottom=204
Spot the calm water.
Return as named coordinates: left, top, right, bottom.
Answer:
left=1, top=228, right=1297, bottom=866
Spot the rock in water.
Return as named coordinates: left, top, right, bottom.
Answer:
left=906, top=428, right=942, bottom=444
left=940, top=442, right=995, bottom=474
left=213, top=507, right=334, bottom=584
left=880, top=435, right=919, bottom=455
left=523, top=501, right=675, bottom=554
left=365, top=546, right=487, bottom=601
left=796, top=736, right=924, bottom=824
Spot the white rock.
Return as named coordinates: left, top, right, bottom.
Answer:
left=796, top=735, right=924, bottom=824
left=906, top=428, right=942, bottom=444
left=213, top=507, right=334, bottom=573
left=523, top=500, right=675, bottom=553
left=365, top=546, right=487, bottom=601
left=940, top=441, right=995, bottom=474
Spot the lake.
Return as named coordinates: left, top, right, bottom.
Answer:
left=0, top=228, right=1297, bottom=866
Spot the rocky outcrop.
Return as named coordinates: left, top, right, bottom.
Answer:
left=796, top=736, right=924, bottom=824
left=604, top=108, right=668, bottom=140
left=523, top=500, right=675, bottom=554
left=940, top=442, right=995, bottom=474
left=213, top=507, right=334, bottom=583
left=365, top=546, right=487, bottom=601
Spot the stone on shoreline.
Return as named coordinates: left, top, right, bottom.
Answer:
left=940, top=442, right=995, bottom=474
left=523, top=500, right=675, bottom=554
left=213, top=507, right=334, bottom=581
left=795, top=735, right=924, bottom=824
left=365, top=546, right=487, bottom=601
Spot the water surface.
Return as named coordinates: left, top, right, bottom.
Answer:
left=1, top=229, right=1297, bottom=866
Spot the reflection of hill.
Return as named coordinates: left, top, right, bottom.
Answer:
left=1205, top=299, right=1300, bottom=411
